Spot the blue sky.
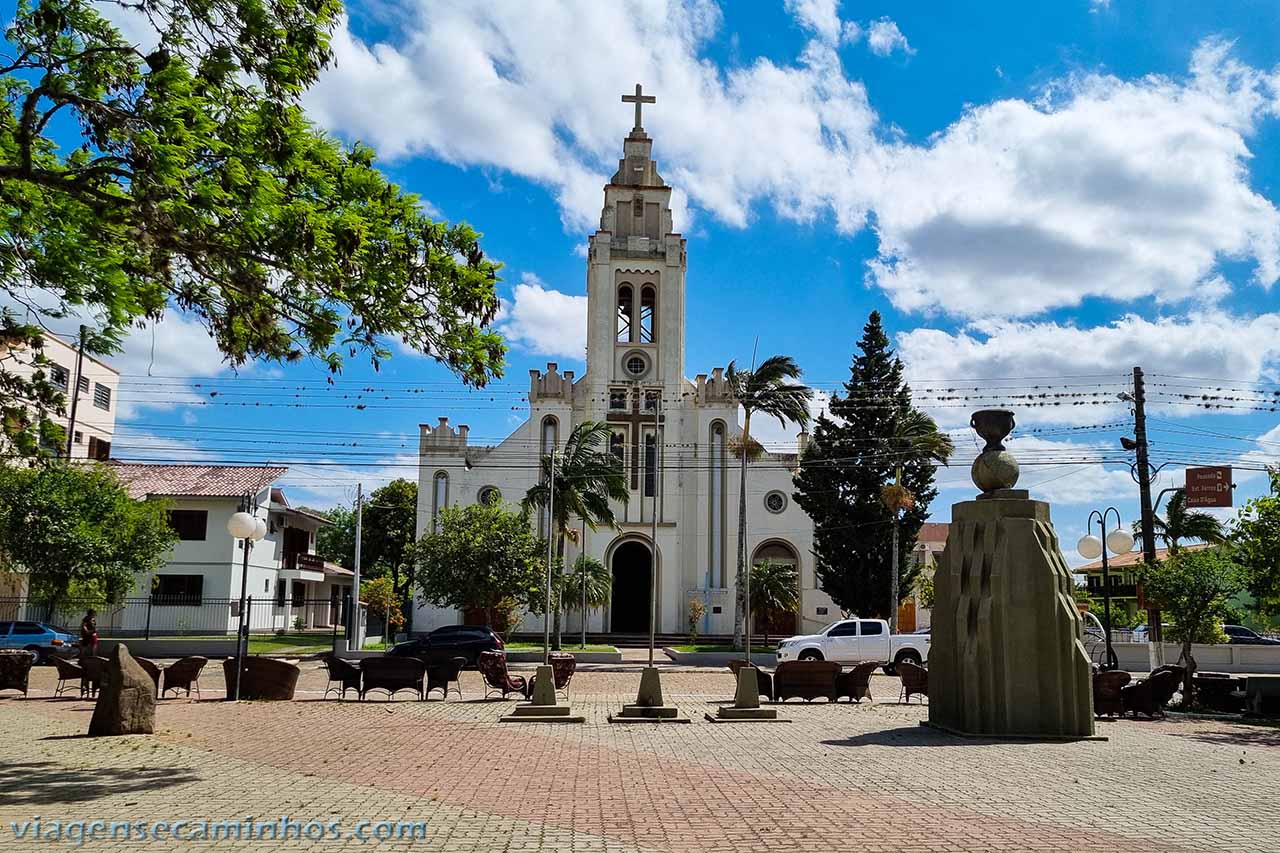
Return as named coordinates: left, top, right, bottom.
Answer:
left=9, top=0, right=1280, bottom=553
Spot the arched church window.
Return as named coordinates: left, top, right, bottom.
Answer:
left=539, top=416, right=558, bottom=537
left=633, top=195, right=644, bottom=218
left=640, top=286, right=656, bottom=343
left=617, top=285, right=634, bottom=342
left=708, top=421, right=726, bottom=588
left=609, top=431, right=625, bottom=463
left=431, top=471, right=448, bottom=533
left=644, top=432, right=657, bottom=497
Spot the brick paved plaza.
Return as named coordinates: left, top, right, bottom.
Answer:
left=1, top=661, right=1278, bottom=851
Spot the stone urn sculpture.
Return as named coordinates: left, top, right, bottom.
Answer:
left=970, top=409, right=1020, bottom=494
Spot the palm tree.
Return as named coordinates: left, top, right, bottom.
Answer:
left=881, top=410, right=954, bottom=631
left=749, top=560, right=800, bottom=646
left=1139, top=490, right=1226, bottom=554
left=523, top=420, right=629, bottom=651
left=726, top=355, right=813, bottom=650
left=562, top=554, right=611, bottom=648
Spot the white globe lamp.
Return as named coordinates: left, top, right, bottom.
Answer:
left=1106, top=528, right=1135, bottom=556
left=227, top=511, right=256, bottom=539
left=252, top=517, right=268, bottom=542
left=1076, top=534, right=1103, bottom=561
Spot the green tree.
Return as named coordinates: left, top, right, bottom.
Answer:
left=1137, top=490, right=1226, bottom=553
left=413, top=501, right=546, bottom=631
left=358, top=479, right=418, bottom=624
left=0, top=463, right=175, bottom=606
left=360, top=575, right=403, bottom=645
left=726, top=354, right=813, bottom=648
left=1141, top=546, right=1243, bottom=703
left=916, top=575, right=936, bottom=610
left=523, top=420, right=628, bottom=650
left=794, top=312, right=940, bottom=619
left=312, top=505, right=353, bottom=567
left=748, top=559, right=800, bottom=646
left=1233, top=468, right=1280, bottom=612
left=560, top=554, right=610, bottom=648
left=880, top=410, right=953, bottom=630
left=1, top=0, right=504, bottom=457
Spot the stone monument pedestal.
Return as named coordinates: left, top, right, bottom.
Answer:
left=500, top=664, right=584, bottom=723
left=706, top=667, right=785, bottom=722
left=928, top=410, right=1095, bottom=740
left=609, top=666, right=690, bottom=723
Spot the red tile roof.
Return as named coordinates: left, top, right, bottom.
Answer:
left=110, top=464, right=287, bottom=500
left=916, top=522, right=950, bottom=543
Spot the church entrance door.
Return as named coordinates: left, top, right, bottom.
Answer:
left=610, top=541, right=652, bottom=634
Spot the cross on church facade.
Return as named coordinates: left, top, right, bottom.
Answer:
left=622, top=83, right=656, bottom=131
left=606, top=387, right=663, bottom=492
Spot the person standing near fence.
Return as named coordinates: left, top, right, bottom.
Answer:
left=79, top=609, right=99, bottom=657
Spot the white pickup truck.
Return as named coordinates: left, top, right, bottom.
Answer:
left=775, top=617, right=930, bottom=674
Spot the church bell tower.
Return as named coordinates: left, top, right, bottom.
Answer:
left=583, top=85, right=687, bottom=396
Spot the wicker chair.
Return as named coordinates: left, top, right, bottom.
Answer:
left=320, top=654, right=363, bottom=700
left=727, top=659, right=774, bottom=701
left=528, top=652, right=577, bottom=700
left=53, top=656, right=84, bottom=698
left=478, top=651, right=527, bottom=699
left=223, top=657, right=300, bottom=700
left=1092, top=670, right=1131, bottom=717
left=773, top=660, right=841, bottom=702
left=1122, top=669, right=1179, bottom=718
left=135, top=658, right=163, bottom=692
left=426, top=657, right=466, bottom=700
left=0, top=650, right=36, bottom=697
left=79, top=655, right=110, bottom=698
left=359, top=656, right=426, bottom=701
left=161, top=656, right=207, bottom=699
left=836, top=661, right=880, bottom=704
left=897, top=661, right=929, bottom=703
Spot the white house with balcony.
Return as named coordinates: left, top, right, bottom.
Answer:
left=106, top=464, right=353, bottom=635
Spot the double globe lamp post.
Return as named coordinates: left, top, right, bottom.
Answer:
left=228, top=508, right=267, bottom=701
left=1076, top=507, right=1135, bottom=672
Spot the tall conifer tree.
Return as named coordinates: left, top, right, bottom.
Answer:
left=793, top=312, right=939, bottom=617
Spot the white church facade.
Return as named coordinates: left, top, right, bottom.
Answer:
left=413, top=89, right=836, bottom=638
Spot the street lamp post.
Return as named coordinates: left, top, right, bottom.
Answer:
left=1077, top=507, right=1135, bottom=672
left=228, top=503, right=267, bottom=701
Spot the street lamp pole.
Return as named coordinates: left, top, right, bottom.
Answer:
left=1077, top=507, right=1133, bottom=672
left=228, top=497, right=266, bottom=701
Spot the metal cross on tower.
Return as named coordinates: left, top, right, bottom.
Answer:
left=621, top=83, right=656, bottom=130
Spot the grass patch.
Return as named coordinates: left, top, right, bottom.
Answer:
left=670, top=644, right=775, bottom=654
left=246, top=634, right=337, bottom=654
left=505, top=642, right=619, bottom=653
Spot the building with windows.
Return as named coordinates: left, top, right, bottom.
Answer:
left=0, top=330, right=119, bottom=458
left=1075, top=544, right=1211, bottom=623
left=900, top=522, right=950, bottom=632
left=106, top=464, right=352, bottom=634
left=414, top=91, right=836, bottom=637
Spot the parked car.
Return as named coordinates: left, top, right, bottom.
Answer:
left=0, top=620, right=76, bottom=664
left=387, top=625, right=504, bottom=666
left=775, top=617, right=930, bottom=674
left=1223, top=624, right=1280, bottom=646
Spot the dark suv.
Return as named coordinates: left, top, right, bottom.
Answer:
left=388, top=625, right=504, bottom=666
left=1223, top=625, right=1280, bottom=645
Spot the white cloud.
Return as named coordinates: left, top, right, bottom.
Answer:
left=868, top=40, right=1280, bottom=317
left=496, top=274, right=588, bottom=360
left=306, top=2, right=878, bottom=233
left=308, top=11, right=1280, bottom=324
left=866, top=18, right=915, bottom=57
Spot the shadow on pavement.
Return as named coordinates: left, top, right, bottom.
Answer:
left=0, top=761, right=200, bottom=806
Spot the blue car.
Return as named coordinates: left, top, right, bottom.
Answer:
left=0, top=620, right=77, bottom=664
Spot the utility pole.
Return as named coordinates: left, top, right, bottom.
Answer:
left=352, top=484, right=363, bottom=651
left=1132, top=366, right=1162, bottom=649
left=580, top=516, right=587, bottom=649
left=650, top=390, right=661, bottom=667
left=544, top=449, right=556, bottom=666
left=64, top=324, right=87, bottom=458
